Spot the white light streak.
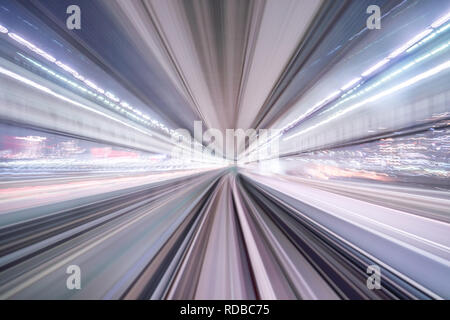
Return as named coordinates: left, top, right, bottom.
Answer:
left=0, top=65, right=154, bottom=137
left=5, top=26, right=174, bottom=136
left=3, top=22, right=178, bottom=138
left=284, top=60, right=450, bottom=141
left=0, top=24, right=8, bottom=33
left=361, top=58, right=390, bottom=77
left=325, top=90, right=342, bottom=101
left=105, top=91, right=120, bottom=102
left=431, top=12, right=450, bottom=28
left=55, top=61, right=78, bottom=77
left=340, top=77, right=362, bottom=91
left=388, top=29, right=433, bottom=59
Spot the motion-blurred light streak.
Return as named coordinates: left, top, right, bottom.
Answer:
left=284, top=60, right=450, bottom=141
left=0, top=0, right=449, bottom=301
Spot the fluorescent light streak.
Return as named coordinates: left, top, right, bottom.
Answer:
left=3, top=23, right=175, bottom=137
left=429, top=42, right=450, bottom=56
left=255, top=36, right=450, bottom=157
left=406, top=33, right=438, bottom=53
left=340, top=77, right=362, bottom=91
left=437, top=22, right=450, bottom=34
left=361, top=58, right=390, bottom=77
left=74, top=73, right=84, bottom=81
left=84, top=79, right=101, bottom=91
left=325, top=90, right=342, bottom=101
left=34, top=49, right=56, bottom=63
left=249, top=16, right=450, bottom=159
left=8, top=33, right=35, bottom=49
left=0, top=65, right=154, bottom=137
left=55, top=61, right=78, bottom=77
left=388, top=29, right=433, bottom=59
left=421, top=32, right=437, bottom=44
left=120, top=101, right=129, bottom=107
left=106, top=91, right=120, bottom=102
left=20, top=54, right=171, bottom=137
left=284, top=60, right=450, bottom=141
left=9, top=33, right=56, bottom=63
left=95, top=87, right=105, bottom=94
left=431, top=12, right=450, bottom=28
left=0, top=24, right=8, bottom=33
left=285, top=90, right=343, bottom=129
left=0, top=26, right=249, bottom=161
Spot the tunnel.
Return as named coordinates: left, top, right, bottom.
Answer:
left=0, top=0, right=449, bottom=301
